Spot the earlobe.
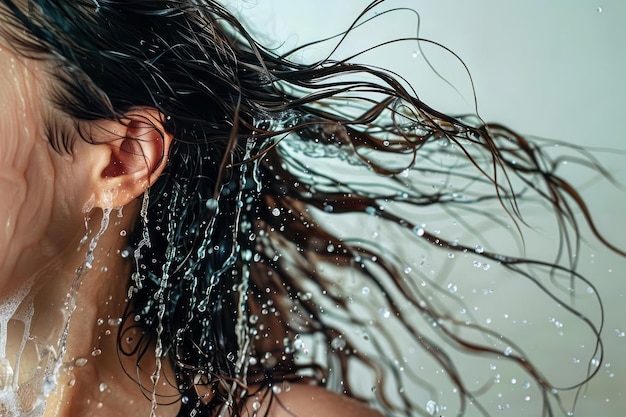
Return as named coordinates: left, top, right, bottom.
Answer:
left=90, top=108, right=173, bottom=208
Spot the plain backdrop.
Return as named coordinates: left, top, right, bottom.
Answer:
left=226, top=1, right=626, bottom=415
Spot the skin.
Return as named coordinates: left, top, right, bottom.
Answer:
left=0, top=40, right=56, bottom=295
left=0, top=33, right=383, bottom=417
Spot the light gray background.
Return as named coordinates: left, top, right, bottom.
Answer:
left=227, top=1, right=626, bottom=415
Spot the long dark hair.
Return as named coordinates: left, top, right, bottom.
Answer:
left=1, top=0, right=620, bottom=416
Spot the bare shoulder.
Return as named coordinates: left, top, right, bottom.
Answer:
left=247, top=383, right=385, bottom=417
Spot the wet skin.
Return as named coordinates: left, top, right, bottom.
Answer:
left=0, top=40, right=180, bottom=417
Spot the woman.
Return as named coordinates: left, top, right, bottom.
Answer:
left=0, top=0, right=620, bottom=416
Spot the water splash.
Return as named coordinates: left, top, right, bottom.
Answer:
left=0, top=205, right=112, bottom=416
left=216, top=139, right=259, bottom=416
left=132, top=192, right=152, bottom=291
left=149, top=190, right=176, bottom=417
left=0, top=281, right=34, bottom=415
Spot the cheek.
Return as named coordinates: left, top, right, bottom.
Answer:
left=20, top=145, right=57, bottom=241
left=0, top=150, right=56, bottom=276
left=0, top=64, right=56, bottom=274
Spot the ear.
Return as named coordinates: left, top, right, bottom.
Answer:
left=87, top=108, right=173, bottom=209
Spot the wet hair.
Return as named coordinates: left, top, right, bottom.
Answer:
left=0, top=0, right=621, bottom=416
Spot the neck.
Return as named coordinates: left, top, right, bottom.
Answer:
left=1, top=203, right=180, bottom=417
left=31, top=206, right=132, bottom=358
left=0, top=204, right=147, bottom=414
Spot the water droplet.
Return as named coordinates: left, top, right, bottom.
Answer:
left=404, top=267, right=412, bottom=274
left=379, top=307, right=391, bottom=319
left=615, top=329, right=625, bottom=337
left=475, top=245, right=484, bottom=254
left=596, top=6, right=603, bottom=13
left=425, top=400, right=438, bottom=415
left=205, top=199, right=218, bottom=210
left=331, top=336, right=347, bottom=350
left=108, top=317, right=122, bottom=326
left=272, top=385, right=282, bottom=394
left=412, top=50, right=420, bottom=58
left=91, top=348, right=102, bottom=357
left=293, top=339, right=305, bottom=350
left=99, top=382, right=108, bottom=392
left=447, top=283, right=458, bottom=293
left=252, top=400, right=261, bottom=410
left=413, top=227, right=424, bottom=236
left=119, top=230, right=127, bottom=236
left=362, top=286, right=371, bottom=295
left=503, top=346, right=513, bottom=356
left=75, top=358, right=88, bottom=367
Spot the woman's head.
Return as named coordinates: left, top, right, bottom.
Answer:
left=0, top=3, right=178, bottom=282
left=0, top=0, right=298, bottom=413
